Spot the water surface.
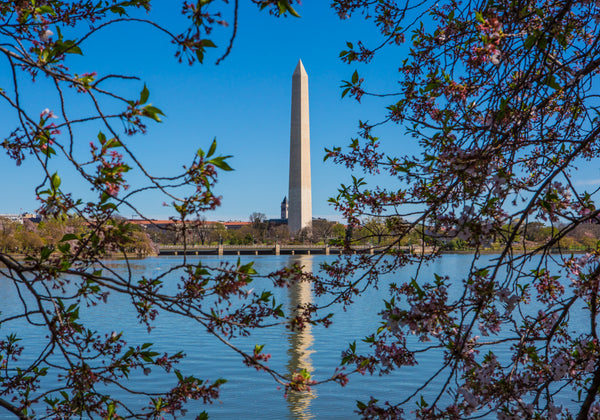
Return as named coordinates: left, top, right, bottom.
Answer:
left=0, top=254, right=582, bottom=419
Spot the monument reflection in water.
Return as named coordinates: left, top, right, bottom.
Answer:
left=286, top=255, right=316, bottom=419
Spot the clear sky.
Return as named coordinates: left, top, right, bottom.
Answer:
left=1, top=2, right=599, bottom=222
left=0, top=2, right=388, bottom=221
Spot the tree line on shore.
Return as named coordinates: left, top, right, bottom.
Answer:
left=4, top=214, right=600, bottom=253
left=0, top=216, right=155, bottom=255
left=148, top=213, right=600, bottom=252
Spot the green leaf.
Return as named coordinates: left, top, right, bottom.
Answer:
left=105, top=138, right=123, bottom=149
left=475, top=11, right=485, bottom=23
left=209, top=156, right=234, bottom=171
left=57, top=243, right=70, bottom=254
left=140, top=84, right=149, bottom=104
left=55, top=39, right=82, bottom=55
left=142, top=105, right=165, bottom=122
left=36, top=5, right=55, bottom=15
left=51, top=172, right=61, bottom=190
left=544, top=74, right=561, bottom=90
left=207, top=138, right=217, bottom=158
left=351, top=70, right=359, bottom=84
left=196, top=48, right=205, bottom=64
left=423, top=80, right=440, bottom=92
left=410, top=278, right=425, bottom=298
left=239, top=261, right=257, bottom=275
left=60, top=233, right=78, bottom=242
left=201, top=39, right=217, bottom=48
left=282, top=0, right=301, bottom=17
left=109, top=5, right=126, bottom=15
left=277, top=1, right=286, bottom=15
left=40, top=246, right=53, bottom=260
left=524, top=34, right=537, bottom=50
left=41, top=146, right=56, bottom=157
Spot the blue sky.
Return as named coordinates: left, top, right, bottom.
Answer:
left=1, top=2, right=404, bottom=221
left=1, top=2, right=599, bottom=222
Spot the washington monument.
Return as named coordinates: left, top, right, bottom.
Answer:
left=288, top=60, right=312, bottom=234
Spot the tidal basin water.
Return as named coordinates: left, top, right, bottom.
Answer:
left=0, top=254, right=585, bottom=418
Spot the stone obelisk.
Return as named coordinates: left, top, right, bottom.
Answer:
left=288, top=60, right=312, bottom=234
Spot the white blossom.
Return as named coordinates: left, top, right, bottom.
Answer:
left=41, top=29, right=53, bottom=41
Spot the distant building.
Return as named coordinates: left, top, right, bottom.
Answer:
left=23, top=213, right=41, bottom=222
left=0, top=213, right=40, bottom=224
left=128, top=219, right=251, bottom=231
left=266, top=197, right=289, bottom=226
left=222, top=221, right=251, bottom=230
left=281, top=196, right=288, bottom=220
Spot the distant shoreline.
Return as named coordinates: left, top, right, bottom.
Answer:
left=1, top=246, right=592, bottom=263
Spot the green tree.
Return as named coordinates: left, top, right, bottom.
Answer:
left=359, top=217, right=389, bottom=245
left=249, top=212, right=268, bottom=242
left=523, top=221, right=555, bottom=243
left=266, top=223, right=290, bottom=244
left=189, top=216, right=212, bottom=245
left=15, top=227, right=44, bottom=251
left=126, top=228, right=157, bottom=254
left=330, top=222, right=346, bottom=244
left=0, top=218, right=19, bottom=252
left=210, top=222, right=228, bottom=245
